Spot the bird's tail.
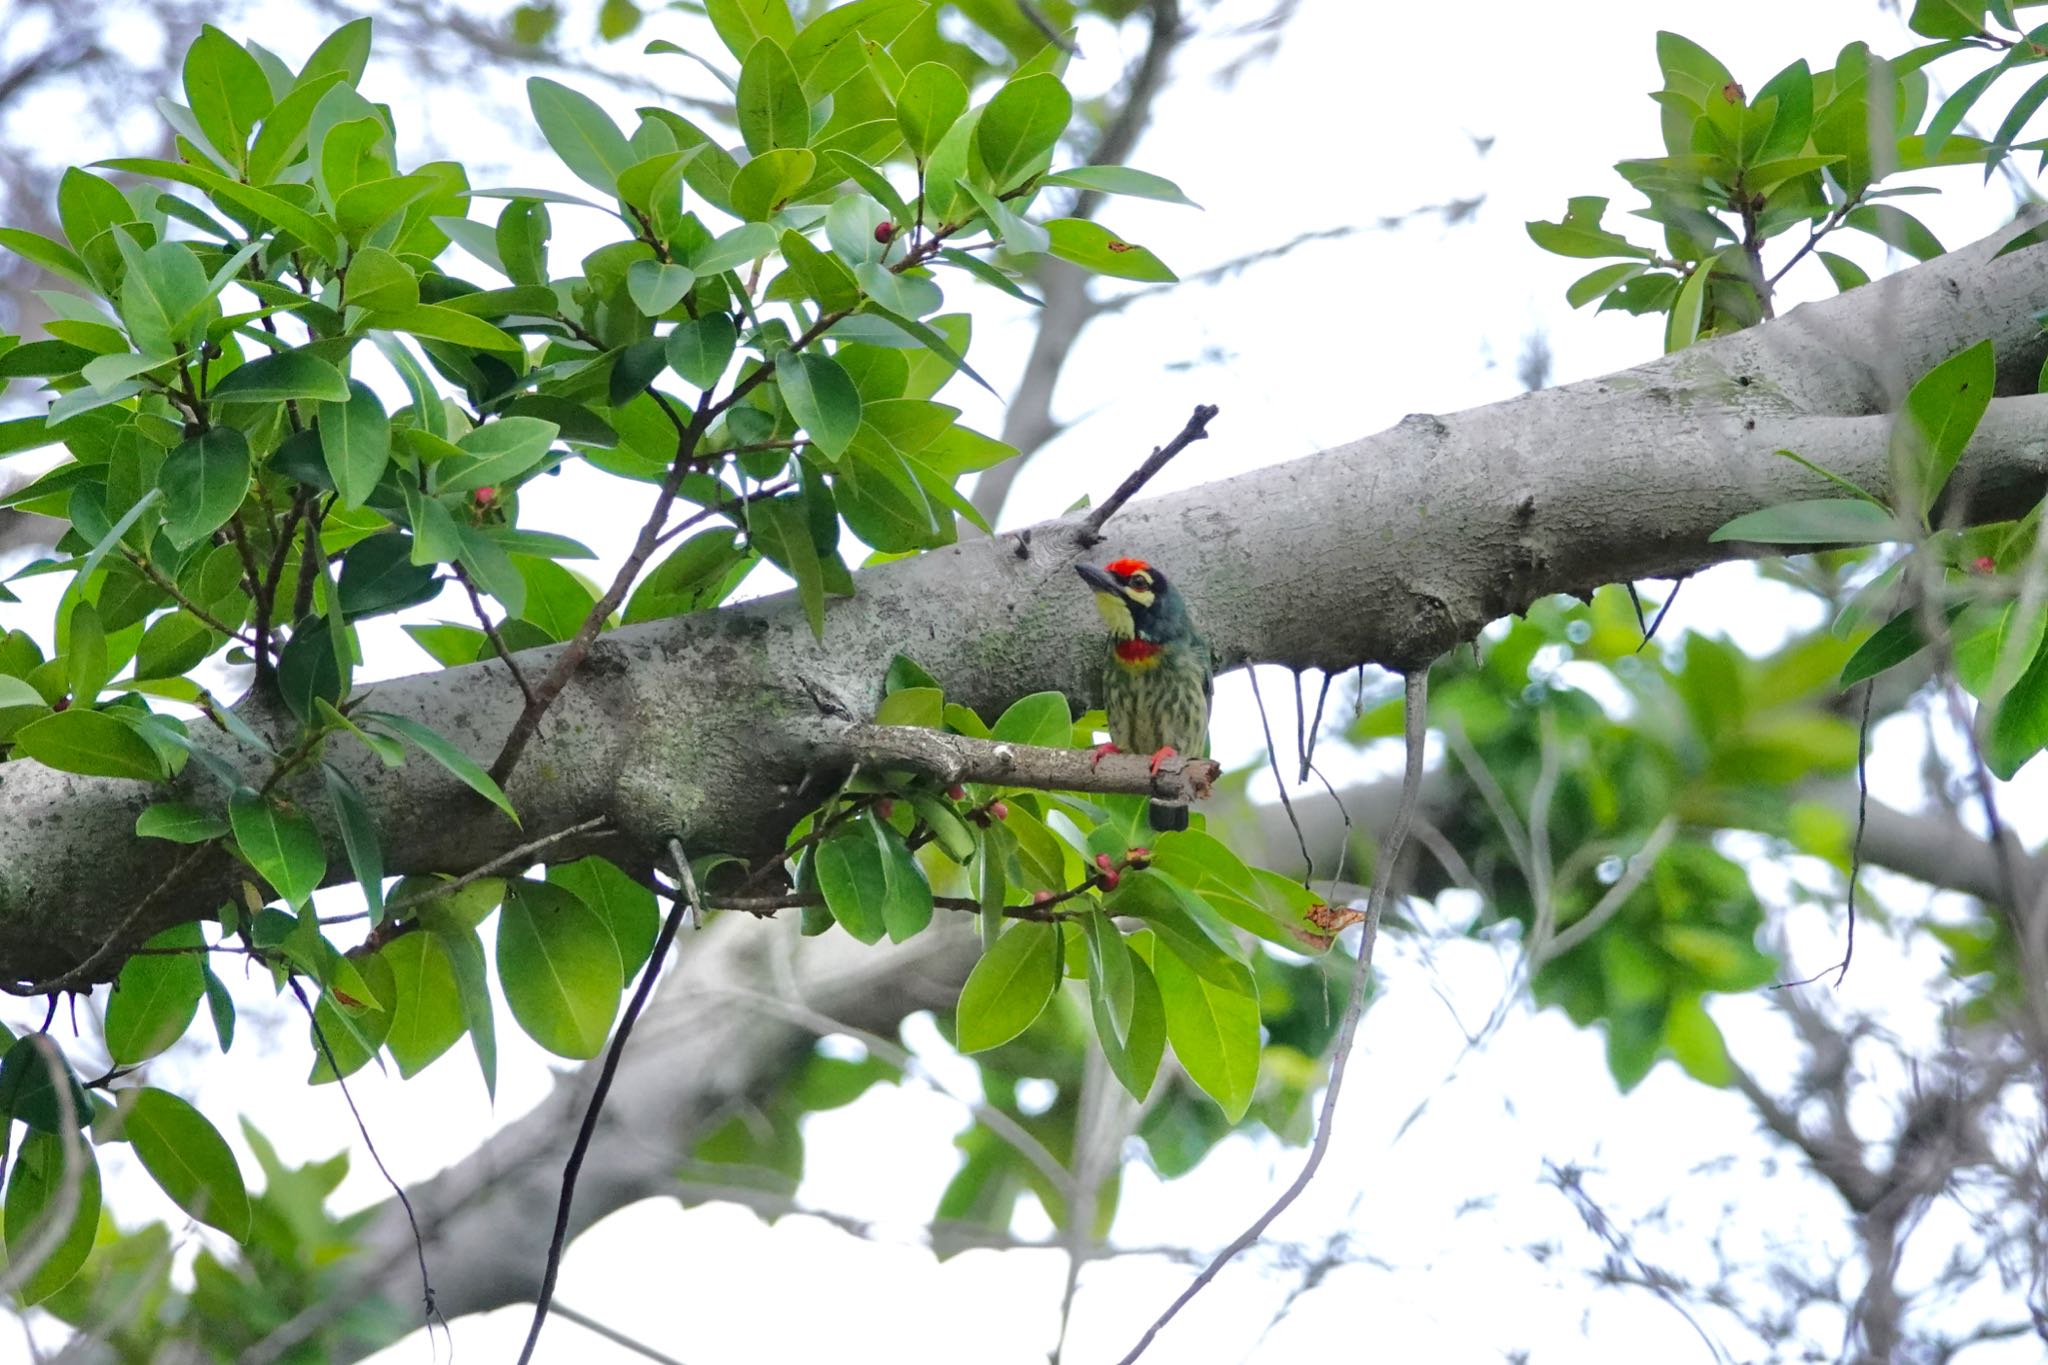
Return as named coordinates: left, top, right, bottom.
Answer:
left=1147, top=799, right=1189, bottom=832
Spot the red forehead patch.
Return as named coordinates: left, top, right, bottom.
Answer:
left=1104, top=557, right=1151, bottom=577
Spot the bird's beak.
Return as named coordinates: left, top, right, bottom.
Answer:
left=1074, top=563, right=1120, bottom=595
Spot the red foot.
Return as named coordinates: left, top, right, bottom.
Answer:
left=1147, top=746, right=1179, bottom=776
left=1090, top=742, right=1121, bottom=768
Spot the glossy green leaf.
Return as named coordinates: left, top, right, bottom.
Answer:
left=1664, top=251, right=1719, bottom=352
left=1890, top=339, right=1995, bottom=519
left=991, top=691, right=1071, bottom=748
left=183, top=26, right=273, bottom=171
left=322, top=762, right=385, bottom=922
left=1151, top=932, right=1259, bottom=1119
left=359, top=710, right=518, bottom=822
left=973, top=73, right=1070, bottom=190
left=747, top=495, right=827, bottom=636
left=104, top=923, right=206, bottom=1064
left=437, top=416, right=559, bottom=495
left=1710, top=498, right=1899, bottom=545
left=136, top=801, right=229, bottom=843
left=3, top=1130, right=101, bottom=1305
left=954, top=919, right=1060, bottom=1052
left=737, top=38, right=809, bottom=155
left=381, top=930, right=466, bottom=1077
left=122, top=1087, right=251, bottom=1239
left=212, top=350, right=349, bottom=403
left=160, top=426, right=250, bottom=549
left=728, top=147, right=816, bottom=220
left=1988, top=629, right=2048, bottom=778
left=498, top=877, right=622, bottom=1060
left=666, top=312, right=738, bottom=388
left=626, top=259, right=695, bottom=315
left=550, top=855, right=661, bottom=981
left=777, top=351, right=862, bottom=459
left=229, top=789, right=326, bottom=908
left=1039, top=165, right=1199, bottom=207
left=308, top=946, right=396, bottom=1083
left=813, top=823, right=888, bottom=945
left=12, top=709, right=167, bottom=781
left=1042, top=219, right=1175, bottom=282
left=527, top=77, right=636, bottom=195
left=896, top=62, right=968, bottom=161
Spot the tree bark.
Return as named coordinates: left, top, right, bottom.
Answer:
left=4, top=217, right=2047, bottom=983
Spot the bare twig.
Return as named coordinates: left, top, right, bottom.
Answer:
left=548, top=1302, right=691, bottom=1365
left=335, top=816, right=614, bottom=927
left=452, top=560, right=542, bottom=712
left=1246, top=666, right=1312, bottom=881
left=1076, top=404, right=1218, bottom=546
left=516, top=838, right=697, bottom=1365
left=1114, top=666, right=1432, bottom=1364
left=822, top=724, right=1220, bottom=805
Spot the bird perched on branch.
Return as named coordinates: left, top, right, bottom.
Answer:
left=1074, top=557, right=1213, bottom=831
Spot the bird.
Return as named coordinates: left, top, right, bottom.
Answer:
left=1073, top=557, right=1213, bottom=832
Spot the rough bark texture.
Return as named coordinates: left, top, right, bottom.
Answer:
left=4, top=218, right=2048, bottom=983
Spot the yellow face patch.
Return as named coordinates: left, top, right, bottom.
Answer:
left=1123, top=570, right=1156, bottom=607
left=1091, top=590, right=1135, bottom=638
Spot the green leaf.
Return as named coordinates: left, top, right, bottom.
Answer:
left=666, top=312, right=738, bottom=389
left=212, top=350, right=350, bottom=403
left=369, top=303, right=523, bottom=353
left=691, top=222, right=778, bottom=274
left=321, top=762, right=385, bottom=922
left=1150, top=933, right=1259, bottom=1120
left=338, top=532, right=439, bottom=620
left=64, top=600, right=107, bottom=708
left=737, top=38, right=809, bottom=155
left=728, top=148, right=816, bottom=220
left=0, top=1038, right=88, bottom=1135
left=1038, top=165, right=1199, bottom=207
left=381, top=930, right=466, bottom=1077
left=115, top=236, right=210, bottom=357
left=13, top=709, right=167, bottom=780
left=973, top=73, right=1071, bottom=190
left=624, top=527, right=748, bottom=624
left=527, top=77, right=636, bottom=195
left=4, top=1131, right=101, bottom=1305
left=1526, top=195, right=1654, bottom=260
left=121, top=1087, right=251, bottom=1239
left=276, top=617, right=349, bottom=725
left=184, top=26, right=273, bottom=171
left=896, top=62, right=968, bottom=161
left=438, top=416, right=559, bottom=495
left=1085, top=915, right=1164, bottom=1099
left=0, top=228, right=94, bottom=291
left=1842, top=603, right=1970, bottom=686
left=550, top=856, right=661, bottom=981
left=1710, top=498, right=1899, bottom=545
left=872, top=816, right=934, bottom=942
left=498, top=877, right=622, bottom=1060
left=1817, top=251, right=1870, bottom=293
left=136, top=801, right=229, bottom=843
left=98, top=156, right=342, bottom=262
left=1890, top=339, right=1995, bottom=519
left=954, top=919, right=1060, bottom=1052
left=1662, top=993, right=1732, bottom=1086
left=104, top=923, right=206, bottom=1064
left=626, top=259, right=696, bottom=315
left=229, top=789, right=326, bottom=909
left=161, top=427, right=251, bottom=549
left=747, top=495, right=827, bottom=636
left=1664, top=251, right=1720, bottom=352
left=315, top=378, right=391, bottom=511
left=705, top=0, right=797, bottom=62
left=813, top=823, right=888, bottom=945
left=777, top=351, right=862, bottom=460
left=308, top=945, right=396, bottom=1083
left=1845, top=203, right=1945, bottom=261
left=991, top=691, right=1071, bottom=748
left=425, top=915, right=496, bottom=1098
left=359, top=710, right=518, bottom=823
left=1988, top=629, right=2048, bottom=778
left=1042, top=219, right=1175, bottom=282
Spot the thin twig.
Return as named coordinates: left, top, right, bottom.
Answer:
left=452, top=560, right=541, bottom=712
left=548, top=1302, right=691, bottom=1365
left=4, top=846, right=212, bottom=995
left=290, top=978, right=440, bottom=1340
left=1076, top=404, right=1218, bottom=545
left=329, top=815, right=613, bottom=927
left=1776, top=682, right=1873, bottom=990
left=1635, top=578, right=1685, bottom=654
left=1114, top=667, right=1432, bottom=1364
left=1298, top=671, right=1334, bottom=784
left=516, top=838, right=697, bottom=1365
left=1247, top=666, right=1313, bottom=882
left=120, top=549, right=262, bottom=649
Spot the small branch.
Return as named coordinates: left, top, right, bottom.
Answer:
left=1077, top=404, right=1218, bottom=546
left=120, top=550, right=262, bottom=650
left=339, top=815, right=615, bottom=928
left=3, top=846, right=213, bottom=994
left=451, top=561, right=542, bottom=712
left=819, top=724, right=1220, bottom=805
left=1115, top=666, right=1432, bottom=1364
left=516, top=839, right=698, bottom=1365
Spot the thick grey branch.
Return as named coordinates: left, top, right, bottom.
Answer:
left=4, top=218, right=2048, bottom=981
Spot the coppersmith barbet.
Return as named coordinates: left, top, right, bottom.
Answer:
left=1074, top=558, right=1213, bottom=831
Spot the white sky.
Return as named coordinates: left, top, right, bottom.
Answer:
left=1, top=0, right=2042, bottom=1361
